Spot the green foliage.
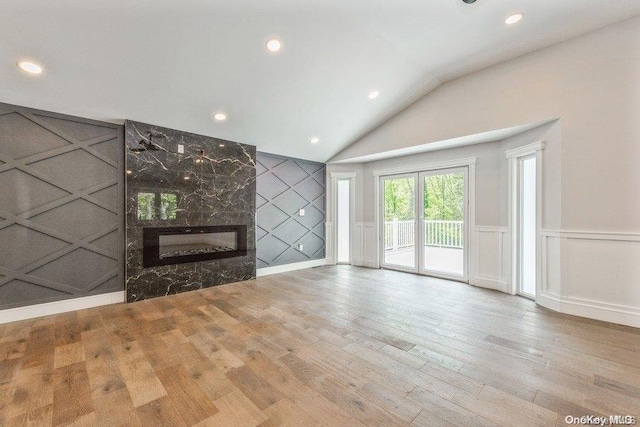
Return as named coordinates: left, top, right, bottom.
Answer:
left=383, top=173, right=464, bottom=221
left=384, top=178, right=415, bottom=221
left=423, top=173, right=464, bottom=221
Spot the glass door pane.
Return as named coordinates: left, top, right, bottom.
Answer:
left=336, top=179, right=350, bottom=264
left=382, top=175, right=417, bottom=270
left=520, top=156, right=536, bottom=296
left=421, top=170, right=466, bottom=277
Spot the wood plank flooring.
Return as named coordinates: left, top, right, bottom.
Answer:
left=1, top=266, right=639, bottom=426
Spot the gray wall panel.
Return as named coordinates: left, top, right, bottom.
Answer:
left=0, top=103, right=124, bottom=309
left=256, top=152, right=325, bottom=268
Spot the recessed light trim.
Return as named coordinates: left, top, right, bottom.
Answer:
left=17, top=60, right=43, bottom=75
left=368, top=90, right=380, bottom=100
left=310, top=137, right=319, bottom=144
left=265, top=38, right=282, bottom=53
left=213, top=112, right=227, bottom=121
left=505, top=12, right=524, bottom=25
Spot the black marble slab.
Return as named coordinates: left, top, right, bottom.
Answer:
left=125, top=120, right=256, bottom=302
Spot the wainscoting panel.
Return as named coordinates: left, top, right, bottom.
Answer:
left=256, top=153, right=325, bottom=268
left=360, top=222, right=378, bottom=268
left=0, top=103, right=123, bottom=309
left=539, top=230, right=640, bottom=327
left=470, top=226, right=509, bottom=292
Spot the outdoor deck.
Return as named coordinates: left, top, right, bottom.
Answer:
left=384, top=246, right=463, bottom=276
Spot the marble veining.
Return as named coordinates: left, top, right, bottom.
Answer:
left=125, top=120, right=256, bottom=302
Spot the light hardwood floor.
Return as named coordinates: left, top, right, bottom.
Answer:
left=1, top=266, right=639, bottom=426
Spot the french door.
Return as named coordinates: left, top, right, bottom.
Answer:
left=380, top=167, right=468, bottom=281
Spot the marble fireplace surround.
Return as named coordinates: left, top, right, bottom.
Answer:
left=125, top=120, right=256, bottom=302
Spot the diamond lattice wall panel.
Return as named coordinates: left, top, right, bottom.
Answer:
left=30, top=199, right=117, bottom=240
left=28, top=150, right=115, bottom=192
left=0, top=113, right=71, bottom=160
left=0, top=103, right=123, bottom=310
left=0, top=170, right=70, bottom=215
left=256, top=152, right=325, bottom=267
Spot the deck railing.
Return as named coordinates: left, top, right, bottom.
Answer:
left=384, top=219, right=463, bottom=250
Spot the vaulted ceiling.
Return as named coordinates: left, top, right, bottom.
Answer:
left=2, top=0, right=639, bottom=162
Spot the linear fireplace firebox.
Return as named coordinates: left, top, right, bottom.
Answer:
left=143, top=225, right=247, bottom=267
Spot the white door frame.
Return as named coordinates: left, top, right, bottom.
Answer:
left=329, top=172, right=357, bottom=265
left=373, top=157, right=476, bottom=281
left=506, top=142, right=544, bottom=299
left=378, top=173, right=419, bottom=273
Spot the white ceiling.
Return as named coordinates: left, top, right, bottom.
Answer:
left=2, top=0, right=639, bottom=162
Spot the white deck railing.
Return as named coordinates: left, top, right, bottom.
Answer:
left=384, top=219, right=463, bottom=250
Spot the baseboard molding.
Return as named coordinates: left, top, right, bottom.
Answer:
left=537, top=291, right=640, bottom=328
left=256, top=259, right=327, bottom=277
left=360, top=258, right=378, bottom=269
left=0, top=291, right=125, bottom=324
left=471, top=276, right=510, bottom=293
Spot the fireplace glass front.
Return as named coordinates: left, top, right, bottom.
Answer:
left=143, top=226, right=247, bottom=267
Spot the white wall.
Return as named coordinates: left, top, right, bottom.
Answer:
left=328, top=17, right=640, bottom=327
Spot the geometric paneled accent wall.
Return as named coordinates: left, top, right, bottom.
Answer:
left=256, top=152, right=325, bottom=268
left=0, top=102, right=123, bottom=309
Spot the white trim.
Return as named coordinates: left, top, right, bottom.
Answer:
left=330, top=172, right=358, bottom=179
left=505, top=141, right=544, bottom=159
left=474, top=225, right=508, bottom=233
left=541, top=229, right=640, bottom=242
left=329, top=174, right=357, bottom=265
left=537, top=291, right=640, bottom=329
left=0, top=291, right=125, bottom=324
left=470, top=276, right=510, bottom=293
left=507, top=141, right=544, bottom=297
left=256, top=259, right=327, bottom=277
left=372, top=157, right=477, bottom=177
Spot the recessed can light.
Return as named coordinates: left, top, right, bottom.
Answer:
left=310, top=137, right=319, bottom=144
left=265, top=38, right=282, bottom=52
left=17, top=60, right=43, bottom=74
left=213, top=112, right=227, bottom=121
left=505, top=12, right=524, bottom=25
left=368, top=90, right=380, bottom=100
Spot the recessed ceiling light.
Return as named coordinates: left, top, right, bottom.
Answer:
left=213, top=112, right=227, bottom=121
left=17, top=60, right=43, bottom=75
left=126, top=170, right=132, bottom=175
left=368, top=90, right=380, bottom=100
left=505, top=12, right=524, bottom=25
left=310, top=137, right=319, bottom=144
left=184, top=176, right=191, bottom=180
left=265, top=38, right=282, bottom=53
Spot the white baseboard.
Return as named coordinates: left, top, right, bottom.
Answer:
left=537, top=291, right=640, bottom=328
left=361, top=259, right=378, bottom=268
left=471, top=276, right=510, bottom=293
left=0, top=291, right=125, bottom=324
left=257, top=259, right=327, bottom=277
